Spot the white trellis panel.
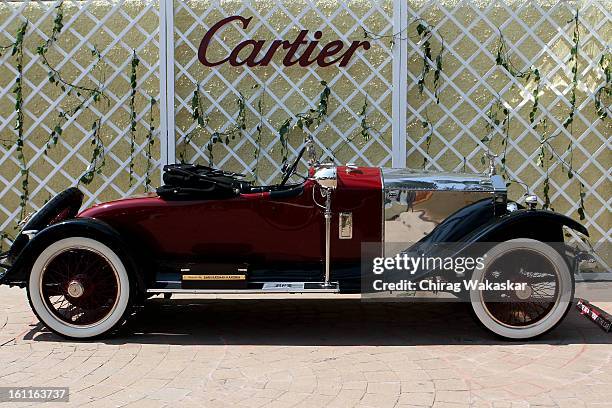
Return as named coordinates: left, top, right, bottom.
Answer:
left=0, top=0, right=162, bottom=244
left=404, top=0, right=610, bottom=248
left=172, top=0, right=395, bottom=185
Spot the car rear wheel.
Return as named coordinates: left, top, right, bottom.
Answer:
left=27, top=237, right=131, bottom=339
left=470, top=239, right=573, bottom=340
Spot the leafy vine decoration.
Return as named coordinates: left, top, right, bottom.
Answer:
left=363, top=19, right=448, bottom=170
left=128, top=50, right=140, bottom=187
left=482, top=98, right=510, bottom=178
left=13, top=21, right=29, bottom=222
left=182, top=85, right=246, bottom=167
left=421, top=113, right=433, bottom=169
left=416, top=21, right=444, bottom=103
left=415, top=21, right=444, bottom=168
left=181, top=85, right=209, bottom=163
left=562, top=10, right=580, bottom=182
left=330, top=96, right=377, bottom=161
left=0, top=20, right=28, bottom=247
left=38, top=2, right=109, bottom=155
left=493, top=12, right=587, bottom=220
left=358, top=97, right=373, bottom=143
left=79, top=119, right=105, bottom=185
left=252, top=84, right=265, bottom=183
left=144, top=97, right=157, bottom=192
left=536, top=118, right=552, bottom=210
left=277, top=80, right=330, bottom=166
left=594, top=51, right=611, bottom=120
left=0, top=20, right=30, bottom=224
left=495, top=32, right=542, bottom=127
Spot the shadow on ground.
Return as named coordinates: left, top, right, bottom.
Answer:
left=24, top=298, right=612, bottom=346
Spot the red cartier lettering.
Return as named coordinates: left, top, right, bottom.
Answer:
left=198, top=15, right=370, bottom=68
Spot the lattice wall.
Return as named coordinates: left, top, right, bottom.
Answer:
left=0, top=0, right=161, bottom=246
left=403, top=0, right=610, bottom=246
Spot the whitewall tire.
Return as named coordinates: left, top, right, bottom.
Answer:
left=27, top=237, right=131, bottom=339
left=470, top=239, right=573, bottom=340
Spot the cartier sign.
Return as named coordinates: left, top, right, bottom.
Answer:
left=198, top=16, right=371, bottom=68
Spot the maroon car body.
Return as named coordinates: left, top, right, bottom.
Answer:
left=79, top=166, right=382, bottom=266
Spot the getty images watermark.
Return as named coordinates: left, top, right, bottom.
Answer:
left=360, top=241, right=611, bottom=302
left=0, top=387, right=69, bottom=402
left=371, top=252, right=527, bottom=293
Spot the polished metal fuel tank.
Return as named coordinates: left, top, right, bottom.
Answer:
left=382, top=168, right=507, bottom=244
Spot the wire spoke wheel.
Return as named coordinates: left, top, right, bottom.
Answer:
left=41, top=248, right=120, bottom=327
left=470, top=239, right=573, bottom=340
left=481, top=249, right=560, bottom=328
left=28, top=237, right=131, bottom=339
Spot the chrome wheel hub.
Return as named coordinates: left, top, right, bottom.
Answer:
left=67, top=280, right=85, bottom=298
left=515, top=284, right=532, bottom=300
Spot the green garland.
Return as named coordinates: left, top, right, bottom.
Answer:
left=363, top=17, right=444, bottom=101
left=331, top=96, right=375, bottom=160
left=493, top=13, right=587, bottom=220
left=38, top=2, right=109, bottom=154
left=594, top=52, right=611, bottom=120
left=206, top=93, right=246, bottom=166
left=562, top=10, right=580, bottom=182
left=0, top=20, right=28, bottom=243
left=495, top=32, right=542, bottom=127
left=252, top=84, right=265, bottom=183
left=181, top=85, right=208, bottom=163
left=79, top=119, right=105, bottom=185
left=482, top=98, right=510, bottom=178
left=358, top=97, right=372, bottom=143
left=536, top=118, right=552, bottom=210
left=182, top=85, right=247, bottom=167
left=36, top=1, right=110, bottom=194
left=277, top=80, right=330, bottom=166
left=13, top=21, right=29, bottom=222
left=144, top=97, right=156, bottom=192
left=421, top=114, right=433, bottom=169
left=128, top=50, right=140, bottom=186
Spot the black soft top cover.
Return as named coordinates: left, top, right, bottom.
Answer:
left=157, top=164, right=251, bottom=200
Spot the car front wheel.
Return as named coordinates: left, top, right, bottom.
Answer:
left=27, top=237, right=132, bottom=339
left=470, top=238, right=574, bottom=340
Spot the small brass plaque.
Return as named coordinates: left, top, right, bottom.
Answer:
left=182, top=274, right=246, bottom=281
left=339, top=212, right=353, bottom=239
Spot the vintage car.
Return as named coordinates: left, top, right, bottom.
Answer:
left=0, top=142, right=591, bottom=340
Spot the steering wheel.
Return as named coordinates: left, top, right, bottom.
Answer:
left=280, top=146, right=307, bottom=186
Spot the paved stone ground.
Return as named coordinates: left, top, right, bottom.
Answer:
left=0, top=286, right=611, bottom=408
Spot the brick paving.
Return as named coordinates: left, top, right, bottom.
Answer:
left=0, top=286, right=611, bottom=407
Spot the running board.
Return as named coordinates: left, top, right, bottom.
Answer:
left=147, top=282, right=340, bottom=294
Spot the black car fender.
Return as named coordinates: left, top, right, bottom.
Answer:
left=7, top=187, right=84, bottom=264
left=459, top=209, right=588, bottom=278
left=462, top=208, right=588, bottom=243
left=444, top=209, right=588, bottom=274
left=410, top=208, right=588, bottom=287
left=2, top=218, right=145, bottom=295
